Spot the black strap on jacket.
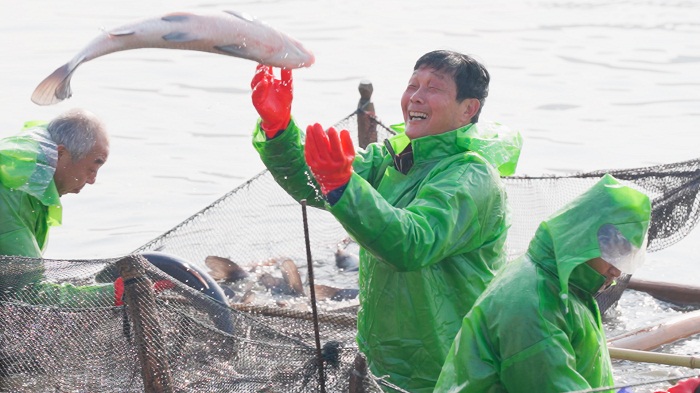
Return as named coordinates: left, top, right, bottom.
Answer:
left=383, top=139, right=414, bottom=175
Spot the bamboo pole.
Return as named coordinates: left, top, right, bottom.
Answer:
left=628, top=277, right=700, bottom=307
left=357, top=80, right=377, bottom=149
left=229, top=303, right=357, bottom=328
left=349, top=352, right=369, bottom=393
left=609, top=347, right=700, bottom=369
left=117, top=255, right=174, bottom=393
left=607, top=309, right=700, bottom=351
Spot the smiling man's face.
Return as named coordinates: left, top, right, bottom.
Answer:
left=400, top=66, right=478, bottom=140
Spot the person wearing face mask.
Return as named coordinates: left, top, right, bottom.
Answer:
left=434, top=174, right=651, bottom=393
left=250, top=50, right=522, bottom=391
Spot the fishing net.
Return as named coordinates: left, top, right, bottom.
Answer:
left=2, top=106, right=700, bottom=392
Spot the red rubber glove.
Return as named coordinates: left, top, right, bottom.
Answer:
left=114, top=277, right=125, bottom=306
left=251, top=64, right=292, bottom=138
left=653, top=377, right=700, bottom=393
left=304, top=123, right=355, bottom=195
left=113, top=277, right=175, bottom=306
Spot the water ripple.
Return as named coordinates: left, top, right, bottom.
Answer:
left=558, top=55, right=670, bottom=73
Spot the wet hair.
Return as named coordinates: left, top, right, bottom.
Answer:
left=414, top=50, right=490, bottom=122
left=46, top=108, right=107, bottom=162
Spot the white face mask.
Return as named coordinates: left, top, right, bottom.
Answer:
left=597, top=224, right=648, bottom=275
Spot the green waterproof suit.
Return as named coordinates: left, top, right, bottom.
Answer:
left=0, top=122, right=62, bottom=257
left=0, top=122, right=113, bottom=306
left=253, top=119, right=522, bottom=392
left=434, top=174, right=651, bottom=393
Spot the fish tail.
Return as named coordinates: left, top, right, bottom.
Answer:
left=30, top=62, right=77, bottom=106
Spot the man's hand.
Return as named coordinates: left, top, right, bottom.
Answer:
left=114, top=277, right=175, bottom=306
left=251, top=64, right=292, bottom=138
left=304, top=123, right=355, bottom=195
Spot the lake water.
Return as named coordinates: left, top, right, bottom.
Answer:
left=2, top=0, right=699, bottom=389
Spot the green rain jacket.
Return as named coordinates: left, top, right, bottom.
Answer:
left=0, top=121, right=62, bottom=257
left=253, top=118, right=522, bottom=392
left=0, top=122, right=114, bottom=307
left=434, top=174, right=651, bottom=393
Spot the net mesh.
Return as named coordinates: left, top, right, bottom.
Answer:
left=1, top=109, right=699, bottom=392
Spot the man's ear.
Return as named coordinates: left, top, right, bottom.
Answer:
left=461, top=98, right=481, bottom=124
left=56, top=145, right=70, bottom=165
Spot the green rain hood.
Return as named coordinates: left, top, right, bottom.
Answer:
left=254, top=118, right=522, bottom=392
left=0, top=122, right=62, bottom=258
left=0, top=121, right=62, bottom=226
left=434, top=174, right=651, bottom=393
left=388, top=120, right=522, bottom=176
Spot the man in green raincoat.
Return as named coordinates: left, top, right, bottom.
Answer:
left=250, top=50, right=522, bottom=391
left=0, top=108, right=116, bottom=306
left=434, top=174, right=651, bottom=393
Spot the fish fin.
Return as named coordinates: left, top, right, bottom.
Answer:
left=214, top=45, right=259, bottom=62
left=280, top=259, right=305, bottom=297
left=258, top=273, right=281, bottom=288
left=240, top=289, right=255, bottom=304
left=162, top=13, right=192, bottom=23
left=162, top=31, right=198, bottom=43
left=258, top=273, right=288, bottom=295
left=312, top=284, right=337, bottom=301
left=31, top=62, right=77, bottom=106
left=331, top=288, right=359, bottom=301
left=205, top=255, right=249, bottom=282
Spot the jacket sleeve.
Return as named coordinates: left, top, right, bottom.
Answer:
left=329, top=155, right=505, bottom=271
left=29, top=282, right=116, bottom=308
left=0, top=253, right=115, bottom=307
left=252, top=118, right=391, bottom=209
left=252, top=118, right=325, bottom=208
left=0, top=194, right=115, bottom=306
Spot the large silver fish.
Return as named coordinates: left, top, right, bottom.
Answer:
left=31, top=10, right=315, bottom=105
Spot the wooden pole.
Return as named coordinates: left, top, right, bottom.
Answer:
left=609, top=347, right=700, bottom=369
left=348, top=352, right=369, bottom=393
left=607, top=309, right=700, bottom=351
left=357, top=80, right=377, bottom=149
left=229, top=303, right=357, bottom=328
left=117, top=255, right=174, bottom=393
left=628, top=277, right=700, bottom=307
left=300, top=199, right=327, bottom=393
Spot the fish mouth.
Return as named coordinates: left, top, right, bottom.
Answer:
left=286, top=39, right=315, bottom=68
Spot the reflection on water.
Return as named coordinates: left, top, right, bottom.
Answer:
left=606, top=291, right=700, bottom=390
